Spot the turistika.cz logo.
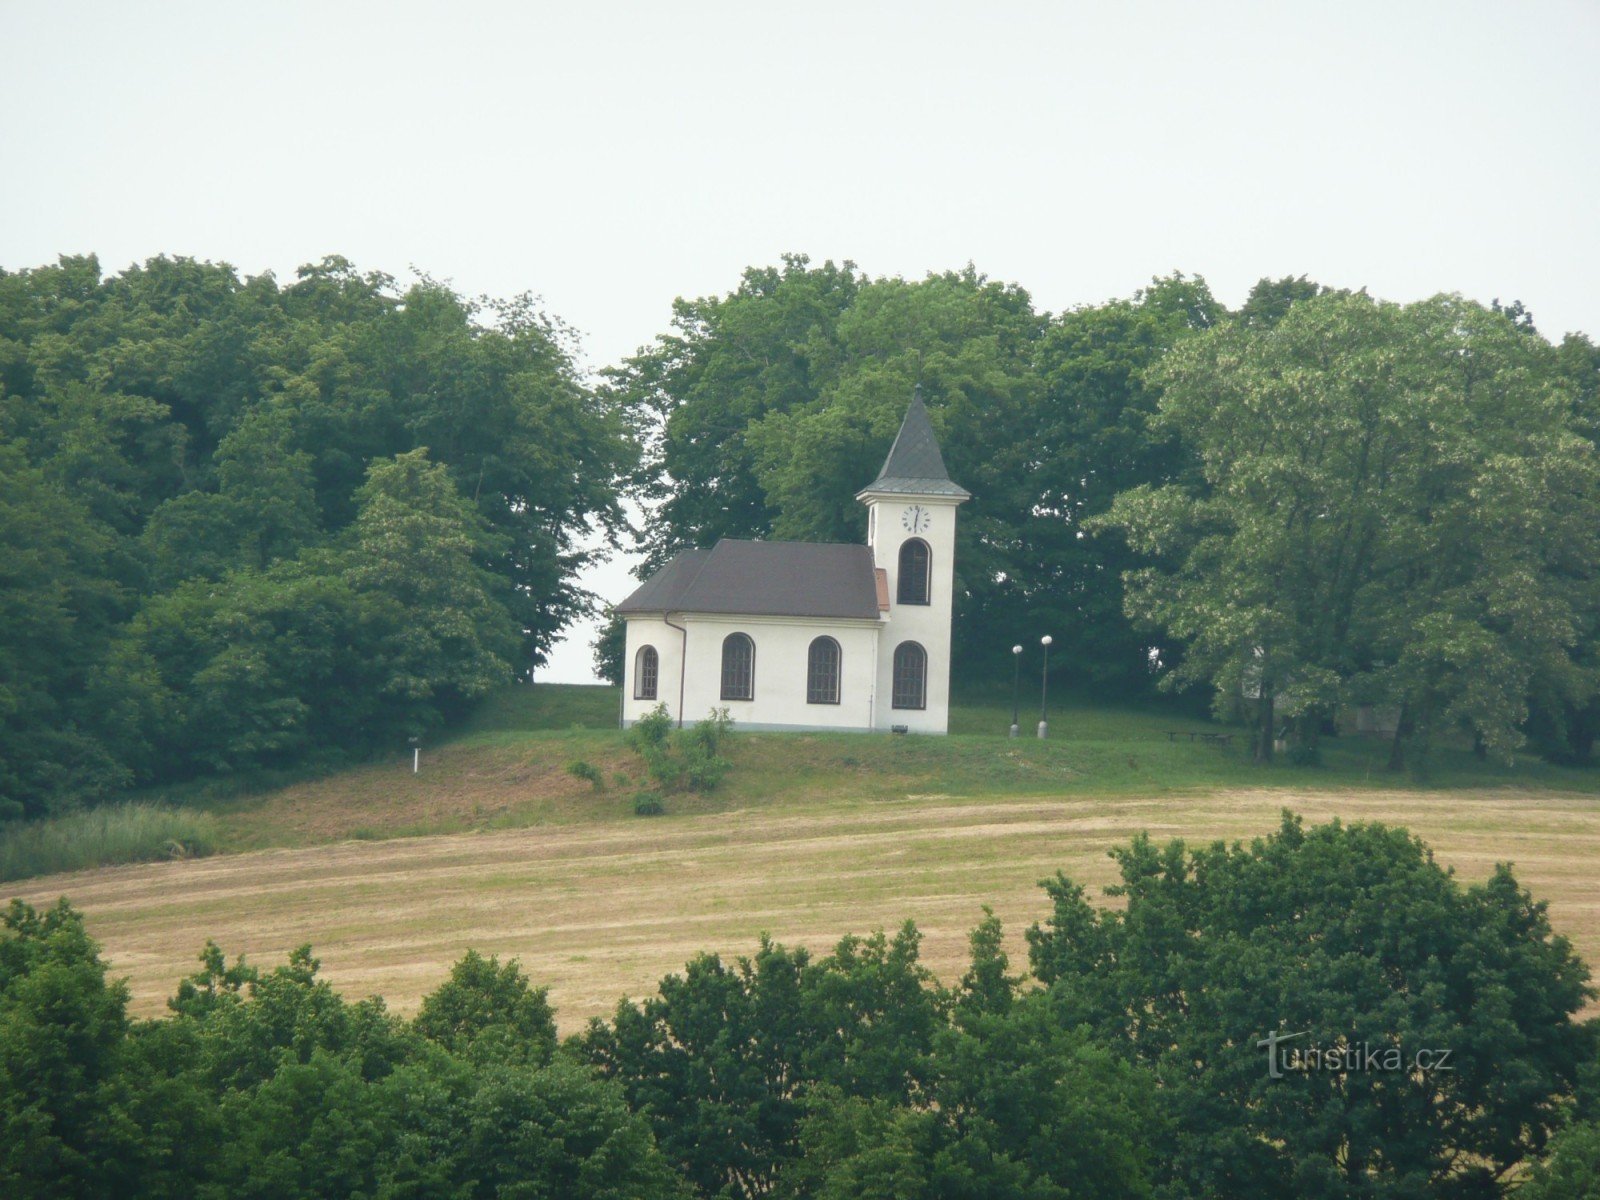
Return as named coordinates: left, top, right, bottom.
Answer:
left=1256, top=1030, right=1455, bottom=1080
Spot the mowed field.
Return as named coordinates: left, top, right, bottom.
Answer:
left=11, top=687, right=1600, bottom=1028
left=15, top=789, right=1600, bottom=1028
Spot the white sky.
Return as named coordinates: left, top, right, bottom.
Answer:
left=4, top=1, right=1598, bottom=682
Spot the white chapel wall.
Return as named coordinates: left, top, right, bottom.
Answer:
left=625, top=614, right=881, bottom=730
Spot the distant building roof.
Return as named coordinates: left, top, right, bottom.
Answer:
left=856, top=388, right=971, bottom=500
left=616, top=539, right=882, bottom=620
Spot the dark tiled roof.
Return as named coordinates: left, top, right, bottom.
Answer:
left=616, top=540, right=882, bottom=620
left=857, top=389, right=971, bottom=499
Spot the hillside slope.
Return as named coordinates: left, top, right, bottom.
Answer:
left=11, top=685, right=1600, bottom=1026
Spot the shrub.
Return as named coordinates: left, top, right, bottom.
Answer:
left=0, top=803, right=221, bottom=882
left=629, top=706, right=735, bottom=795
left=629, top=704, right=674, bottom=752
left=565, top=760, right=604, bottom=790
left=682, top=709, right=733, bottom=792
left=633, top=791, right=664, bottom=817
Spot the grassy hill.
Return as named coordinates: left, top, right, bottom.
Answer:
left=167, top=682, right=1600, bottom=852
left=8, top=683, right=1600, bottom=1026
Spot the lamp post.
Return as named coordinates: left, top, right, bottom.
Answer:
left=1009, top=644, right=1023, bottom=738
left=1037, top=635, right=1053, bottom=739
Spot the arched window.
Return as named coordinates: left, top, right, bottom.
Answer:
left=633, top=645, right=659, bottom=701
left=807, top=636, right=841, bottom=705
left=898, top=538, right=931, bottom=606
left=892, top=641, right=927, bottom=710
left=721, top=633, right=755, bottom=701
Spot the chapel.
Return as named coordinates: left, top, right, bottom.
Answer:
left=617, top=391, right=968, bottom=733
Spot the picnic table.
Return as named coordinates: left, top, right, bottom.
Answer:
left=1163, top=730, right=1235, bottom=746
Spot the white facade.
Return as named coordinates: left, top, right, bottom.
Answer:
left=621, top=614, right=882, bottom=731
left=620, top=394, right=968, bottom=734
left=861, top=489, right=962, bottom=733
left=620, top=487, right=965, bottom=734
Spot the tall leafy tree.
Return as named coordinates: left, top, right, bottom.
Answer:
left=0, top=253, right=634, bottom=808
left=0, top=900, right=139, bottom=1197
left=1010, top=273, right=1221, bottom=690
left=1027, top=813, right=1597, bottom=1199
left=0, top=448, right=129, bottom=816
left=1100, top=292, right=1600, bottom=763
left=610, top=253, right=864, bottom=572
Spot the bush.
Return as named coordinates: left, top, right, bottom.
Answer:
left=629, top=704, right=674, bottom=752
left=682, top=709, right=733, bottom=792
left=0, top=802, right=222, bottom=882
left=633, top=792, right=664, bottom=817
left=565, top=760, right=604, bottom=791
left=629, top=706, right=735, bottom=794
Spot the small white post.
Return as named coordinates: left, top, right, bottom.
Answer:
left=412, top=747, right=419, bottom=774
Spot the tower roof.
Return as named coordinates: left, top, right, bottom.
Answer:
left=857, top=388, right=971, bottom=500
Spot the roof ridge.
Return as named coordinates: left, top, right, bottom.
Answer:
left=718, top=537, right=872, bottom=550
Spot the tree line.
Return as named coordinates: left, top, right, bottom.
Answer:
left=6, top=252, right=1600, bottom=822
left=4, top=815, right=1597, bottom=1198
left=0, top=255, right=632, bottom=819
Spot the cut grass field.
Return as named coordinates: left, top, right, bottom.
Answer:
left=10, top=684, right=1600, bottom=1028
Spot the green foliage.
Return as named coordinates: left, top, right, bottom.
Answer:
left=413, top=949, right=557, bottom=1065
left=954, top=906, right=1017, bottom=1019
left=629, top=702, right=674, bottom=751
left=0, top=252, right=634, bottom=811
left=632, top=790, right=665, bottom=816
left=0, top=444, right=130, bottom=818
left=786, top=1003, right=1158, bottom=1200
left=1099, top=292, right=1600, bottom=768
left=1026, top=811, right=1597, bottom=1197
left=681, top=707, right=734, bottom=791
left=567, top=759, right=605, bottom=790
left=0, top=801, right=220, bottom=882
left=591, top=605, right=626, bottom=686
left=0, top=904, right=683, bottom=1199
left=1519, top=1121, right=1600, bottom=1200
left=0, top=899, right=136, bottom=1198
left=582, top=923, right=948, bottom=1200
left=628, top=704, right=735, bottom=794
left=1, top=809, right=1596, bottom=1200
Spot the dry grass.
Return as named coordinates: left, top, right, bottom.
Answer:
left=15, top=786, right=1600, bottom=1030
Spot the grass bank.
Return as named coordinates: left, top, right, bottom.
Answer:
left=0, top=802, right=220, bottom=883
left=13, top=682, right=1600, bottom=876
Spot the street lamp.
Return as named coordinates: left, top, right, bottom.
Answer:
left=1038, top=635, right=1053, bottom=739
left=1009, top=644, right=1023, bottom=738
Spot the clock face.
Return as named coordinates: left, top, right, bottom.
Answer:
left=901, top=505, right=931, bottom=534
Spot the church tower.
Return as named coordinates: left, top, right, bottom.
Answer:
left=857, top=390, right=970, bottom=733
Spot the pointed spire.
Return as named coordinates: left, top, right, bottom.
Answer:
left=857, top=386, right=971, bottom=500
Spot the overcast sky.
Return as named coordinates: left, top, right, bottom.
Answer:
left=5, top=1, right=1598, bottom=682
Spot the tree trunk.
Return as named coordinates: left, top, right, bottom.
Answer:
left=1256, top=686, right=1275, bottom=765
left=1385, top=702, right=1409, bottom=773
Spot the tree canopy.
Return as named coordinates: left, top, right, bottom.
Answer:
left=1098, top=291, right=1600, bottom=765
left=0, top=254, right=634, bottom=816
